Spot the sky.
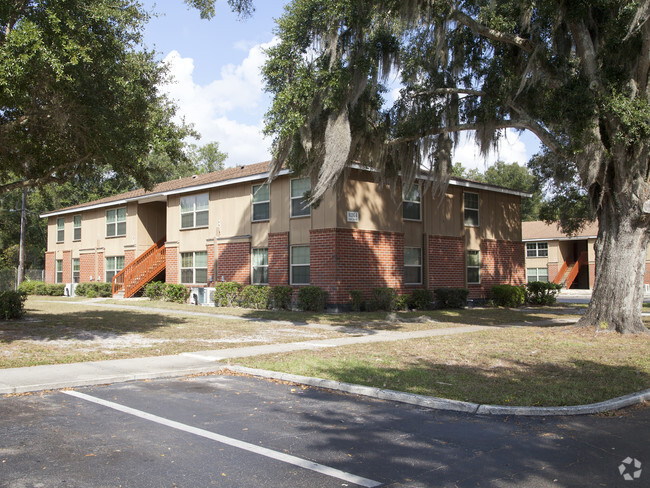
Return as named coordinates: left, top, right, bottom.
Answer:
left=140, top=0, right=541, bottom=170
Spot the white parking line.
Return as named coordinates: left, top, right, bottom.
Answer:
left=63, top=390, right=381, bottom=487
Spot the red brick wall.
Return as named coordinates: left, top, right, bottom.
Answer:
left=269, top=232, right=289, bottom=286
left=45, top=252, right=55, bottom=284
left=124, top=249, right=136, bottom=267
left=548, top=262, right=559, bottom=283
left=428, top=235, right=465, bottom=288
left=310, top=228, right=404, bottom=304
left=207, top=243, right=215, bottom=284
left=97, top=251, right=104, bottom=282
left=166, top=247, right=178, bottom=284
left=468, top=239, right=525, bottom=299
left=79, top=254, right=95, bottom=283
left=62, top=250, right=72, bottom=283
left=215, top=241, right=250, bottom=284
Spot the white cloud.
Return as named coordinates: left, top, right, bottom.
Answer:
left=452, top=129, right=530, bottom=171
left=160, top=42, right=276, bottom=166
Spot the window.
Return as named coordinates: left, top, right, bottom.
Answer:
left=252, top=248, right=269, bottom=284
left=252, top=184, right=270, bottom=221
left=526, top=242, right=548, bottom=258
left=56, top=218, right=64, bottom=242
left=56, top=259, right=63, bottom=283
left=291, top=246, right=310, bottom=284
left=404, top=247, right=422, bottom=284
left=105, top=256, right=125, bottom=282
left=106, top=208, right=126, bottom=237
left=402, top=185, right=421, bottom=220
left=467, top=250, right=480, bottom=284
left=181, top=251, right=208, bottom=284
left=73, top=215, right=82, bottom=241
left=464, top=192, right=479, bottom=226
left=72, top=258, right=80, bottom=283
left=527, top=267, right=549, bottom=283
left=180, top=193, right=209, bottom=229
left=290, top=178, right=311, bottom=217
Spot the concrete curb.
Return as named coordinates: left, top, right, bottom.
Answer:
left=225, top=365, right=650, bottom=416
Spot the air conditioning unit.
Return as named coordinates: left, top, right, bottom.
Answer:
left=189, top=287, right=215, bottom=306
left=64, top=283, right=78, bottom=297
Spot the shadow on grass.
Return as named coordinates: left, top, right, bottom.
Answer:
left=0, top=309, right=186, bottom=343
left=262, top=358, right=650, bottom=407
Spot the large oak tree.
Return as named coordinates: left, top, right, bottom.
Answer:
left=248, top=0, right=650, bottom=334
left=0, top=0, right=192, bottom=194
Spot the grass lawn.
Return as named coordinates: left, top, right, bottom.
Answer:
left=236, top=325, right=650, bottom=407
left=0, top=297, right=344, bottom=369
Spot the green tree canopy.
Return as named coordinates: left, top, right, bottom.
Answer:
left=258, top=0, right=650, bottom=334
left=0, top=0, right=192, bottom=194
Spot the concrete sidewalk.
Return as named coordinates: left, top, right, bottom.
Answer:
left=0, top=325, right=487, bottom=395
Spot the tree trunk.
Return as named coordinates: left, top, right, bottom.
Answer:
left=577, top=198, right=650, bottom=334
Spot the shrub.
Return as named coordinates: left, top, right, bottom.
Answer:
left=47, top=284, right=66, bottom=296
left=369, top=287, right=397, bottom=311
left=270, top=285, right=293, bottom=310
left=526, top=281, right=563, bottom=305
left=18, top=280, right=38, bottom=295
left=163, top=284, right=190, bottom=304
left=75, top=282, right=112, bottom=298
left=144, top=281, right=166, bottom=301
left=410, top=289, right=433, bottom=310
left=349, top=290, right=364, bottom=312
left=214, top=281, right=243, bottom=307
left=297, top=286, right=328, bottom=312
left=434, top=287, right=470, bottom=308
left=490, top=285, right=525, bottom=307
left=395, top=293, right=411, bottom=311
left=0, top=291, right=26, bottom=320
left=239, top=285, right=271, bottom=309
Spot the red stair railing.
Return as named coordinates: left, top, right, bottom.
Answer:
left=564, top=251, right=588, bottom=289
left=112, top=238, right=166, bottom=298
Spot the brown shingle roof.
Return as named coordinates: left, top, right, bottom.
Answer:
left=43, top=161, right=271, bottom=216
left=522, top=220, right=598, bottom=240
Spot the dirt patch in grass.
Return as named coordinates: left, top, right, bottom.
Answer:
left=236, top=325, right=650, bottom=407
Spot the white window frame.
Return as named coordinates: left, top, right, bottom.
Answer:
left=106, top=208, right=126, bottom=237
left=56, top=259, right=63, bottom=283
left=467, top=250, right=480, bottom=284
left=56, top=218, right=65, bottom=242
left=72, top=258, right=80, bottom=283
left=180, top=251, right=208, bottom=284
left=526, top=242, right=549, bottom=258
left=402, top=185, right=421, bottom=221
left=105, top=256, right=125, bottom=283
left=251, top=248, right=269, bottom=285
left=290, top=245, right=310, bottom=285
left=73, top=215, right=82, bottom=241
left=251, top=184, right=270, bottom=222
left=180, top=193, right=209, bottom=230
left=464, top=192, right=480, bottom=227
left=527, top=267, right=549, bottom=283
left=404, top=247, right=422, bottom=284
left=290, top=178, right=311, bottom=218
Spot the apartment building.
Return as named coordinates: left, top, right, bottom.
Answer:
left=42, top=161, right=528, bottom=305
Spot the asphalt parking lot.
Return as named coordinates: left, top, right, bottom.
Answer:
left=1, top=373, right=648, bottom=487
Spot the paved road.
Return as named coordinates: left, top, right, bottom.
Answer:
left=2, top=374, right=648, bottom=487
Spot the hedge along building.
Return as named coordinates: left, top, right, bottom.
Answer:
left=41, top=161, right=529, bottom=305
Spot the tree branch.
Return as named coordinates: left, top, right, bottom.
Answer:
left=414, top=87, right=486, bottom=97
left=506, top=102, right=564, bottom=154
left=567, top=19, right=603, bottom=93
left=450, top=10, right=536, bottom=53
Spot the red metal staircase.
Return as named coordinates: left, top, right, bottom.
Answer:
left=112, top=238, right=166, bottom=298
left=554, top=251, right=588, bottom=289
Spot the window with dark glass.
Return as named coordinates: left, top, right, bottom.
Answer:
left=181, top=251, right=208, bottom=284
left=527, top=267, right=549, bottom=282
left=402, top=185, right=421, bottom=220
left=72, top=258, right=80, bottom=283
left=106, top=208, right=126, bottom=237
left=290, top=178, right=310, bottom=217
left=105, top=256, right=124, bottom=282
left=56, top=259, right=63, bottom=283
left=252, top=184, right=270, bottom=221
left=464, top=192, right=479, bottom=226
left=526, top=242, right=548, bottom=258
left=252, top=248, right=269, bottom=284
left=56, top=218, right=65, bottom=242
left=467, top=250, right=480, bottom=284
left=180, top=194, right=209, bottom=229
left=73, top=215, right=82, bottom=241
left=291, top=246, right=310, bottom=284
left=404, top=247, right=422, bottom=284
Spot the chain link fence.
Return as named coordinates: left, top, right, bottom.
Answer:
left=0, top=269, right=45, bottom=291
